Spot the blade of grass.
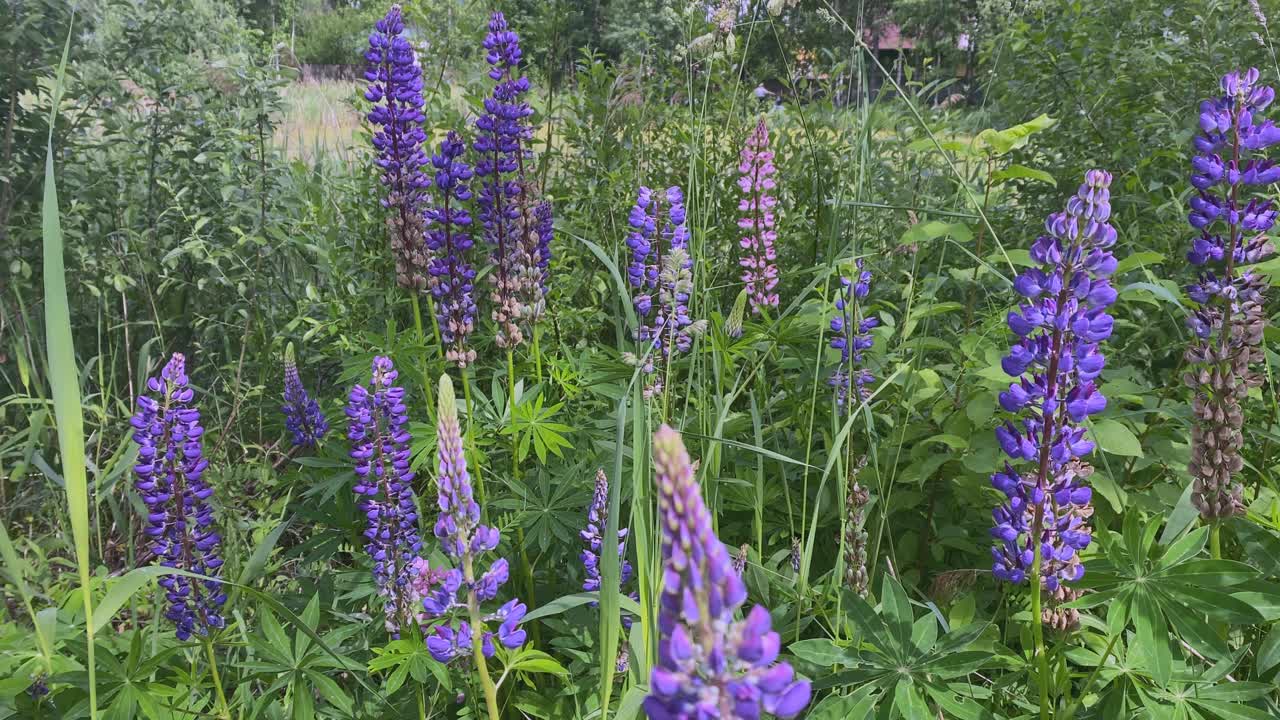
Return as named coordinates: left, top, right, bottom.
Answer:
left=41, top=16, right=95, bottom=719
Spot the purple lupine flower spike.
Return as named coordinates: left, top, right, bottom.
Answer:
left=282, top=343, right=329, bottom=448
left=990, top=171, right=1117, bottom=624
left=1184, top=68, right=1277, bottom=520
left=424, top=374, right=526, bottom=664
left=625, top=186, right=704, bottom=398
left=476, top=11, right=540, bottom=348
left=345, top=356, right=423, bottom=636
left=828, top=259, right=878, bottom=411
left=738, top=116, right=780, bottom=313
left=535, top=199, right=554, bottom=292
left=581, top=469, right=637, bottom=628
left=427, top=131, right=479, bottom=368
left=364, top=5, right=431, bottom=291
left=644, top=425, right=811, bottom=719
left=131, top=352, right=227, bottom=640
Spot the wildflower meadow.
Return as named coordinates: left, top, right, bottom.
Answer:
left=7, top=1, right=1280, bottom=718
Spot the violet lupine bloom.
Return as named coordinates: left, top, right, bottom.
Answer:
left=346, top=356, right=423, bottom=635
left=476, top=11, right=538, bottom=348
left=131, top=353, right=226, bottom=641
left=582, top=469, right=638, bottom=674
left=644, top=425, right=810, bottom=720
left=364, top=5, right=431, bottom=291
left=1184, top=68, right=1278, bottom=520
left=282, top=346, right=329, bottom=448
left=626, top=186, right=702, bottom=398
left=828, top=260, right=878, bottom=411
left=737, top=117, right=780, bottom=313
left=989, top=171, right=1117, bottom=614
left=423, top=374, right=527, bottom=663
left=581, top=469, right=637, bottom=624
left=535, top=199, right=554, bottom=293
left=426, top=131, right=479, bottom=368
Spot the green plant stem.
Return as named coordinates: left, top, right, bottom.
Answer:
left=1061, top=632, right=1121, bottom=720
left=202, top=637, right=231, bottom=720
left=1030, top=542, right=1050, bottom=720
left=463, top=557, right=502, bottom=720
left=411, top=294, right=437, bottom=411
left=416, top=686, right=427, bottom=720
left=504, top=348, right=540, bottom=646
left=532, top=324, right=543, bottom=386
left=461, top=368, right=486, bottom=508
left=1210, top=522, right=1223, bottom=560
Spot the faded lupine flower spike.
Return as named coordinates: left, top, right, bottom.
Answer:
left=738, top=116, right=780, bottom=313
left=131, top=353, right=227, bottom=640
left=644, top=425, right=811, bottom=719
left=476, top=11, right=544, bottom=348
left=1184, top=68, right=1278, bottom=520
left=990, top=170, right=1117, bottom=602
left=345, top=356, right=423, bottom=636
left=364, top=5, right=431, bottom=290
left=843, top=456, right=870, bottom=596
left=427, top=132, right=479, bottom=368
left=423, top=374, right=526, bottom=705
left=828, top=260, right=878, bottom=411
left=281, top=343, right=329, bottom=448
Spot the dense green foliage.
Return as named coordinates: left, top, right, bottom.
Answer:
left=5, top=0, right=1280, bottom=719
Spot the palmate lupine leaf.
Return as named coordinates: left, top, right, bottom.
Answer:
left=1073, top=513, right=1272, bottom=685
left=803, top=576, right=1004, bottom=719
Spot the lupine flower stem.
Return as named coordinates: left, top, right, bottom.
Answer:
left=463, top=553, right=502, bottom=720
left=411, top=296, right=440, bottom=412
left=459, top=368, right=486, bottom=508
left=202, top=637, right=231, bottom=720
left=1030, top=539, right=1050, bottom=720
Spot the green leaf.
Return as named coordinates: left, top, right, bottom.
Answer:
left=1260, top=624, right=1280, bottom=676
left=92, top=566, right=169, bottom=634
left=306, top=670, right=354, bottom=715
left=1153, top=527, right=1209, bottom=573
left=504, top=649, right=569, bottom=678
left=1159, top=483, right=1200, bottom=546
left=990, top=164, right=1056, bottom=186
left=1133, top=591, right=1170, bottom=686
left=1187, top=698, right=1276, bottom=720
left=1114, top=251, right=1166, bottom=275
left=41, top=17, right=95, bottom=716
left=789, top=639, right=857, bottom=667
left=880, top=575, right=914, bottom=660
left=1091, top=419, right=1143, bottom=457
left=973, top=114, right=1055, bottom=155
left=893, top=680, right=932, bottom=720
left=901, top=220, right=974, bottom=246
left=1231, top=519, right=1280, bottom=577
left=806, top=688, right=879, bottom=720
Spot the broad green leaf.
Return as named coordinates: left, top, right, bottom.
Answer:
left=789, top=639, right=857, bottom=667
left=893, top=680, right=932, bottom=720
left=806, top=690, right=878, bottom=720
left=973, top=114, right=1055, bottom=155
left=1187, top=698, right=1275, bottom=720
left=1091, top=419, right=1143, bottom=457
left=990, top=164, right=1056, bottom=186
left=1114, top=251, right=1166, bottom=275
left=880, top=575, right=914, bottom=661
left=1133, top=591, right=1170, bottom=686
left=901, top=220, right=974, bottom=246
